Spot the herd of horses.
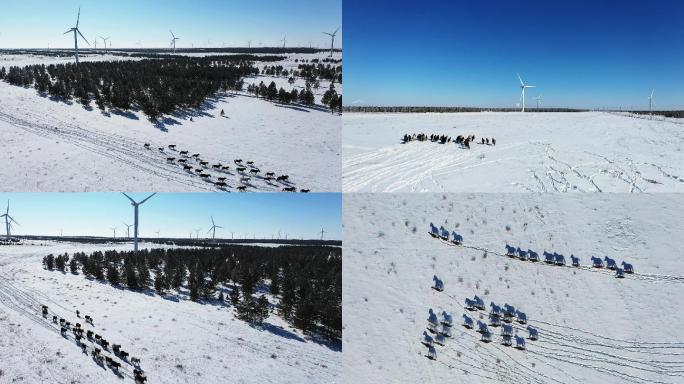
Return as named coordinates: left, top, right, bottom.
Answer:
left=423, top=277, right=538, bottom=361
left=145, top=143, right=310, bottom=193
left=41, top=305, right=147, bottom=383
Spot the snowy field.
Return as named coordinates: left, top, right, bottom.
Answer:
left=0, top=241, right=340, bottom=383
left=343, top=193, right=684, bottom=384
left=342, top=112, right=684, bottom=192
left=0, top=52, right=341, bottom=192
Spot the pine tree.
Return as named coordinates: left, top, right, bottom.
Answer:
left=106, top=263, right=120, bottom=285
left=254, top=295, right=270, bottom=324
left=69, top=258, right=78, bottom=274
left=229, top=285, right=240, bottom=306
left=44, top=254, right=55, bottom=270
left=124, top=257, right=139, bottom=289
left=154, top=272, right=166, bottom=295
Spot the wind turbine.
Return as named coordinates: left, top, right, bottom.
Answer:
left=194, top=228, right=201, bottom=239
left=281, top=35, right=286, bottom=49
left=109, top=227, right=117, bottom=238
left=155, top=230, right=160, bottom=238
left=319, top=227, right=326, bottom=240
left=207, top=216, right=223, bottom=240
left=649, top=90, right=655, bottom=116
left=170, top=30, right=180, bottom=53
left=517, top=73, right=536, bottom=112
left=122, top=222, right=132, bottom=238
left=323, top=27, right=339, bottom=58
left=247, top=40, right=251, bottom=49
left=122, top=193, right=156, bottom=252
left=535, top=94, right=543, bottom=109
left=99, top=36, right=110, bottom=53
left=0, top=200, right=19, bottom=240
left=63, top=8, right=90, bottom=65
left=93, top=38, right=97, bottom=50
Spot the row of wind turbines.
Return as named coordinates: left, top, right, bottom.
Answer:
left=517, top=72, right=656, bottom=113
left=2, top=195, right=329, bottom=252
left=63, top=8, right=340, bottom=66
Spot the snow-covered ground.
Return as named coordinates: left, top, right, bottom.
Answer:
left=343, top=193, right=684, bottom=384
left=0, top=52, right=341, bottom=192
left=0, top=241, right=340, bottom=383
left=342, top=112, right=684, bottom=192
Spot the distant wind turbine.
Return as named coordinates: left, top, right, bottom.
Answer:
left=517, top=73, right=536, bottom=112
left=649, top=90, right=655, bottom=116
left=0, top=200, right=19, bottom=240
left=122, top=222, right=132, bottom=238
left=281, top=35, right=286, bottom=49
left=247, top=40, right=251, bottom=48
left=99, top=36, right=110, bottom=53
left=170, top=30, right=180, bottom=53
left=122, top=193, right=156, bottom=252
left=535, top=94, right=543, bottom=109
left=323, top=27, right=340, bottom=57
left=109, top=227, right=117, bottom=238
left=207, top=216, right=223, bottom=240
left=63, top=8, right=90, bottom=65
left=319, top=227, right=326, bottom=240
left=194, top=228, right=201, bottom=239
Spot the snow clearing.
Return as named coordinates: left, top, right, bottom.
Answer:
left=0, top=240, right=341, bottom=383
left=0, top=51, right=341, bottom=192
left=342, top=112, right=684, bottom=193
left=343, top=193, right=684, bottom=384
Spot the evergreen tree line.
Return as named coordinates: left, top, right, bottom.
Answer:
left=245, top=80, right=342, bottom=113
left=42, top=245, right=342, bottom=341
left=629, top=110, right=684, bottom=119
left=0, top=57, right=262, bottom=121
left=260, top=63, right=342, bottom=84
left=343, top=106, right=587, bottom=113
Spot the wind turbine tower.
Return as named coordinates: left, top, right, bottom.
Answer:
left=535, top=95, right=543, bottom=109
left=99, top=37, right=110, bottom=53
left=122, top=193, right=156, bottom=252
left=110, top=227, right=117, bottom=238
left=649, top=90, right=655, bottom=116
left=319, top=227, right=326, bottom=240
left=323, top=27, right=340, bottom=58
left=123, top=222, right=132, bottom=238
left=0, top=200, right=18, bottom=240
left=64, top=8, right=90, bottom=65
left=517, top=73, right=536, bottom=112
left=170, top=31, right=180, bottom=53
left=207, top=216, right=223, bottom=240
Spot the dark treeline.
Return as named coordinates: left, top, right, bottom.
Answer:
left=0, top=48, right=340, bottom=56
left=246, top=80, right=342, bottom=113
left=344, top=106, right=587, bottom=113
left=16, top=235, right=341, bottom=246
left=43, top=245, right=342, bottom=342
left=629, top=110, right=684, bottom=118
left=0, top=57, right=261, bottom=121
left=260, top=62, right=343, bottom=84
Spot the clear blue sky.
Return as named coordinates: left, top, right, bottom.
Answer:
left=0, top=193, right=341, bottom=240
left=0, top=0, right=341, bottom=49
left=344, top=0, right=684, bottom=109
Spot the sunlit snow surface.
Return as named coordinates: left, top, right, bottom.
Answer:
left=0, top=52, right=341, bottom=192
left=343, top=112, right=684, bottom=192
left=0, top=241, right=341, bottom=383
left=343, top=193, right=684, bottom=384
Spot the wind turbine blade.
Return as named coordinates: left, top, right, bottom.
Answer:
left=9, top=216, right=18, bottom=225
left=121, top=192, right=136, bottom=204
left=76, top=7, right=81, bottom=28
left=139, top=193, right=157, bottom=205
left=650, top=89, right=654, bottom=98
left=207, top=228, right=213, bottom=234
left=517, top=72, right=524, bottom=86
left=78, top=30, right=90, bottom=45
left=526, top=85, right=536, bottom=88
left=216, top=226, right=224, bottom=229
left=333, top=27, right=340, bottom=35
left=211, top=216, right=215, bottom=226
left=64, top=29, right=74, bottom=35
